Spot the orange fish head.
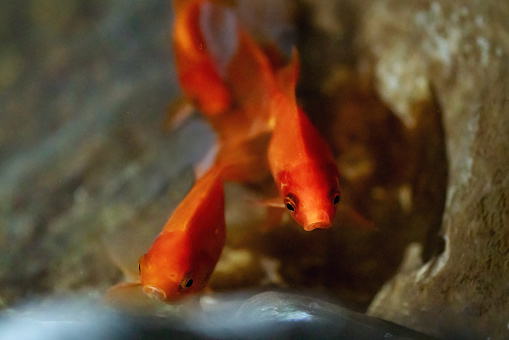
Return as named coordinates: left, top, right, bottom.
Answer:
left=277, top=163, right=340, bottom=231
left=138, top=232, right=210, bottom=303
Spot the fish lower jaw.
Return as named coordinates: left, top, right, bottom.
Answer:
left=142, top=285, right=167, bottom=301
left=304, top=221, right=332, bottom=231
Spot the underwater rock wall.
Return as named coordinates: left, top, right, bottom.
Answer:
left=358, top=0, right=509, bottom=338
left=0, top=0, right=216, bottom=304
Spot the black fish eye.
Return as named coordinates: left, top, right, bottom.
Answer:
left=284, top=195, right=296, bottom=212
left=138, top=255, right=145, bottom=276
left=333, top=194, right=340, bottom=205
left=180, top=275, right=194, bottom=290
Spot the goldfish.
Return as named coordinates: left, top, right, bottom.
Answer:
left=172, top=0, right=285, bottom=183
left=105, top=166, right=226, bottom=305
left=173, top=0, right=233, bottom=117
left=173, top=0, right=341, bottom=231
left=267, top=50, right=341, bottom=231
left=139, top=166, right=226, bottom=302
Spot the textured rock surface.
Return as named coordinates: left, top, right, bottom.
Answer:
left=0, top=0, right=215, bottom=304
left=358, top=1, right=509, bottom=339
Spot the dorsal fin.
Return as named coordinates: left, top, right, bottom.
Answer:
left=275, top=48, right=300, bottom=96
left=159, top=165, right=224, bottom=235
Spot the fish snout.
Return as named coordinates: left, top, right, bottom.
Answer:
left=304, top=221, right=332, bottom=231
left=142, top=285, right=167, bottom=301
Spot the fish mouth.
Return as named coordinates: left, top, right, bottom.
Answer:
left=142, top=285, right=167, bottom=301
left=304, top=221, right=332, bottom=231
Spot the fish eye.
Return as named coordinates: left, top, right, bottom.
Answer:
left=333, top=194, right=340, bottom=205
left=284, top=196, right=296, bottom=212
left=138, top=255, right=145, bottom=276
left=180, top=275, right=194, bottom=290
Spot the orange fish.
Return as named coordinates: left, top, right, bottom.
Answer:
left=173, top=0, right=277, bottom=138
left=267, top=51, right=341, bottom=231
left=138, top=166, right=226, bottom=302
left=105, top=166, right=226, bottom=306
left=173, top=0, right=341, bottom=231
left=172, top=0, right=284, bottom=183
left=173, top=0, right=233, bottom=117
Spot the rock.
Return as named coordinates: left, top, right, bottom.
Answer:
left=228, top=291, right=435, bottom=339
left=0, top=0, right=215, bottom=304
left=358, top=1, right=509, bottom=339
left=0, top=292, right=435, bottom=340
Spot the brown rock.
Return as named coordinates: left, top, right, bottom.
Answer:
left=360, top=1, right=509, bottom=339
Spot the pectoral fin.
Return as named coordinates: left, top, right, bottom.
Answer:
left=162, top=97, right=196, bottom=132
left=260, top=206, right=285, bottom=232
left=337, top=204, right=378, bottom=232
left=103, top=282, right=156, bottom=312
left=255, top=196, right=285, bottom=209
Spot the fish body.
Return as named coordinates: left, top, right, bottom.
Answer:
left=173, top=0, right=282, bottom=183
left=139, top=166, right=226, bottom=302
left=173, top=0, right=277, bottom=143
left=173, top=0, right=341, bottom=231
left=173, top=0, right=233, bottom=116
left=268, top=51, right=340, bottom=231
